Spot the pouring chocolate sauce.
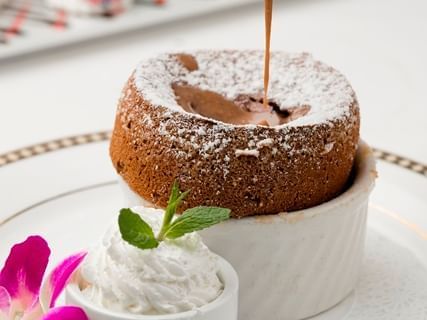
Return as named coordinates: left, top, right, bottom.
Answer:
left=172, top=0, right=300, bottom=127
left=264, top=0, right=273, bottom=109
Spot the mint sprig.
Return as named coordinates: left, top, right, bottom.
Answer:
left=118, top=182, right=230, bottom=250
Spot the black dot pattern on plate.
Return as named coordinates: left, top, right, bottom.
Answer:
left=0, top=131, right=425, bottom=177
left=372, top=149, right=427, bottom=177
left=0, top=132, right=111, bottom=167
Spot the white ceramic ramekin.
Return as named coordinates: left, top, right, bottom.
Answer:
left=118, top=141, right=376, bottom=320
left=66, top=256, right=239, bottom=320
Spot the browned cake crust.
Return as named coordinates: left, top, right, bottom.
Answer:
left=110, top=51, right=360, bottom=218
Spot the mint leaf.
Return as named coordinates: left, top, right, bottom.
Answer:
left=119, top=208, right=159, bottom=249
left=164, top=207, right=230, bottom=239
left=158, top=181, right=190, bottom=240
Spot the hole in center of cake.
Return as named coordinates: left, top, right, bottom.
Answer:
left=172, top=83, right=311, bottom=127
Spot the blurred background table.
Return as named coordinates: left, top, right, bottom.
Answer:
left=0, top=0, right=426, bottom=163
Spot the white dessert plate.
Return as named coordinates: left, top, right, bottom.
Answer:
left=1, top=132, right=427, bottom=320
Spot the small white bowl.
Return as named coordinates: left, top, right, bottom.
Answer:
left=66, top=256, right=239, bottom=320
left=118, top=141, right=376, bottom=320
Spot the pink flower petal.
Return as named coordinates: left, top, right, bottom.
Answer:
left=41, top=306, right=88, bottom=320
left=0, top=286, right=11, bottom=317
left=40, top=252, right=87, bottom=310
left=0, top=236, right=50, bottom=312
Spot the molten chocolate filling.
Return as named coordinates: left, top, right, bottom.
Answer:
left=173, top=53, right=310, bottom=127
left=173, top=84, right=310, bottom=127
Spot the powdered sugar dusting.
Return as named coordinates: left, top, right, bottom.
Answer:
left=257, top=138, right=274, bottom=148
left=235, top=149, right=260, bottom=157
left=133, top=50, right=355, bottom=127
left=322, top=142, right=335, bottom=155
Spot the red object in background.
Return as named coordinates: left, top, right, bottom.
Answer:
left=1, top=0, right=168, bottom=44
left=4, top=2, right=31, bottom=39
left=52, top=10, right=67, bottom=30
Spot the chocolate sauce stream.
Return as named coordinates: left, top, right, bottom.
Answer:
left=264, top=0, right=273, bottom=109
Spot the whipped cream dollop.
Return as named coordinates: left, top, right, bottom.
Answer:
left=80, top=207, right=223, bottom=315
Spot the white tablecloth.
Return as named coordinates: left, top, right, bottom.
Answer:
left=1, top=0, right=426, bottom=163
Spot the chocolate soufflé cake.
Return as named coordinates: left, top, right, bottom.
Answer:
left=110, top=51, right=360, bottom=218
